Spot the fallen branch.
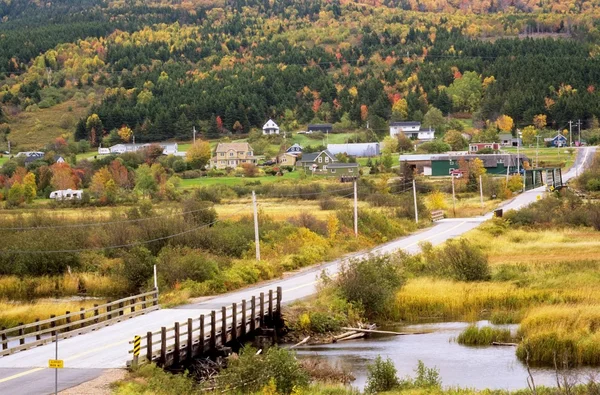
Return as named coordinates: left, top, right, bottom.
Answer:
left=340, top=327, right=426, bottom=336
left=336, top=332, right=365, bottom=341
left=492, top=342, right=518, bottom=347
left=289, top=336, right=310, bottom=349
left=334, top=331, right=358, bottom=340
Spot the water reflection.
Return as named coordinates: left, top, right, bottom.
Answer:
left=294, top=321, right=598, bottom=391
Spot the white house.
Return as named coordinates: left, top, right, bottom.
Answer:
left=390, top=122, right=435, bottom=141
left=16, top=151, right=44, bottom=158
left=100, top=143, right=178, bottom=156
left=327, top=143, right=380, bottom=157
left=49, top=189, right=83, bottom=200
left=262, top=119, right=280, bottom=135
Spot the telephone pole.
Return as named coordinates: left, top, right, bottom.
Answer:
left=568, top=120, right=573, bottom=147
left=535, top=135, right=541, bottom=168
left=577, top=119, right=582, bottom=145
left=353, top=181, right=358, bottom=237
left=412, top=179, right=418, bottom=224
left=193, top=126, right=197, bottom=144
left=479, top=175, right=484, bottom=214
left=252, top=191, right=260, bottom=261
left=451, top=175, right=456, bottom=217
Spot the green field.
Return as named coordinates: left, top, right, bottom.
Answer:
left=179, top=171, right=301, bottom=188
left=503, top=146, right=576, bottom=169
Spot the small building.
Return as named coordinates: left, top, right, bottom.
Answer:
left=54, top=155, right=65, bottom=164
left=307, top=124, right=333, bottom=134
left=210, top=142, right=258, bottom=169
left=262, top=119, right=280, bottom=135
left=390, top=122, right=434, bottom=141
left=101, top=142, right=178, bottom=156
left=296, top=149, right=359, bottom=176
left=50, top=189, right=83, bottom=200
left=285, top=143, right=303, bottom=155
left=399, top=153, right=528, bottom=176
left=327, top=143, right=380, bottom=157
left=544, top=134, right=568, bottom=147
left=498, top=133, right=522, bottom=147
left=16, top=151, right=44, bottom=158
left=277, top=152, right=298, bottom=166
left=326, top=162, right=359, bottom=176
left=469, top=143, right=501, bottom=153
left=23, top=152, right=45, bottom=166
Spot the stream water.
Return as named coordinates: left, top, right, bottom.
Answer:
left=294, top=321, right=599, bottom=391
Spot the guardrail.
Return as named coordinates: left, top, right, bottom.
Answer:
left=0, top=289, right=159, bottom=357
left=130, top=287, right=281, bottom=368
left=431, top=210, right=444, bottom=221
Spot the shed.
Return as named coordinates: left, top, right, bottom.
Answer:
left=327, top=143, right=380, bottom=157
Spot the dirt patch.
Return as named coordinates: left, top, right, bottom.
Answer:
left=60, top=369, right=127, bottom=395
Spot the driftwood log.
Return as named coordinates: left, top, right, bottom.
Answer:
left=492, top=342, right=518, bottom=347
left=340, top=327, right=428, bottom=336
left=289, top=336, right=310, bottom=349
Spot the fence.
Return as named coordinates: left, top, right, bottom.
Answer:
left=0, top=289, right=159, bottom=356
left=431, top=210, right=444, bottom=221
left=130, top=287, right=281, bottom=368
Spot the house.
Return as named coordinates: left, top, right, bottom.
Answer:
left=54, top=155, right=65, bottom=164
left=296, top=149, right=359, bottom=176
left=389, top=122, right=435, bottom=141
left=498, top=133, right=522, bottom=147
left=16, top=151, right=44, bottom=158
left=469, top=143, right=501, bottom=153
left=277, top=152, right=298, bottom=166
left=285, top=143, right=303, bottom=155
left=210, top=142, right=258, bottom=169
left=399, top=153, right=528, bottom=176
left=327, top=143, right=380, bottom=157
left=49, top=189, right=83, bottom=200
left=262, top=119, right=280, bottom=135
left=307, top=124, right=333, bottom=134
left=100, top=142, right=179, bottom=156
left=22, top=152, right=45, bottom=165
left=544, top=134, right=568, bottom=147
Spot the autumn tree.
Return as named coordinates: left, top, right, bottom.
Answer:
left=186, top=140, right=212, bottom=169
left=6, top=182, right=25, bottom=207
left=443, top=130, right=468, bottom=151
left=446, top=71, right=483, bottom=112
left=381, top=136, right=398, bottom=154
left=521, top=125, right=537, bottom=146
left=241, top=163, right=258, bottom=177
left=533, top=114, right=547, bottom=130
left=86, top=114, right=103, bottom=147
left=391, top=98, right=408, bottom=121
left=496, top=115, right=514, bottom=132
left=397, top=133, right=414, bottom=152
left=360, top=105, right=368, bottom=123
left=118, top=125, right=133, bottom=142
left=135, top=164, right=157, bottom=198
left=22, top=172, right=37, bottom=203
left=109, top=159, right=131, bottom=189
left=50, top=163, right=77, bottom=190
left=422, top=107, right=445, bottom=130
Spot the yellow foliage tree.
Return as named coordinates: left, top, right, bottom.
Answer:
left=186, top=140, right=212, bottom=169
left=496, top=115, right=514, bottom=132
left=118, top=125, right=133, bottom=142
left=533, top=114, right=547, bottom=130
left=391, top=98, right=408, bottom=120
left=521, top=126, right=537, bottom=146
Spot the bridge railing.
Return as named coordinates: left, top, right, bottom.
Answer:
left=129, top=287, right=282, bottom=368
left=0, top=289, right=159, bottom=357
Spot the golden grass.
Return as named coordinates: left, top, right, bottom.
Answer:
left=424, top=191, right=501, bottom=218
left=0, top=299, right=106, bottom=329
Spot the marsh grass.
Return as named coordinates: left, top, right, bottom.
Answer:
left=457, top=325, right=514, bottom=346
left=0, top=299, right=107, bottom=329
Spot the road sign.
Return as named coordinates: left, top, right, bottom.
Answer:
left=133, top=335, right=141, bottom=357
left=48, top=359, right=64, bottom=369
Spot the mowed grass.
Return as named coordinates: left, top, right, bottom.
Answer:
left=179, top=171, right=301, bottom=188
left=503, top=146, right=575, bottom=169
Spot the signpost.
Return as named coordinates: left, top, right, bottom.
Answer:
left=49, top=331, right=62, bottom=395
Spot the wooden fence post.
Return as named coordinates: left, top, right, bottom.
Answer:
left=160, top=327, right=167, bottom=366
left=65, top=312, right=71, bottom=332
left=146, top=331, right=153, bottom=363
left=187, top=318, right=193, bottom=361
left=79, top=308, right=85, bottom=328
left=94, top=304, right=99, bottom=324
left=106, top=303, right=112, bottom=321
left=1, top=327, right=6, bottom=350
left=232, top=303, right=237, bottom=341
left=200, top=315, right=205, bottom=355
left=35, top=319, right=41, bottom=341
left=142, top=295, right=147, bottom=310
left=250, top=296, right=256, bottom=332
left=221, top=306, right=227, bottom=346
left=119, top=301, right=124, bottom=317
left=174, top=322, right=180, bottom=365
left=210, top=311, right=216, bottom=350
left=259, top=292, right=265, bottom=327
left=50, top=315, right=56, bottom=337
left=268, top=290, right=273, bottom=321
left=276, top=287, right=282, bottom=319
left=241, top=300, right=247, bottom=337
left=153, top=289, right=158, bottom=306
left=18, top=323, right=24, bottom=345
left=131, top=298, right=136, bottom=314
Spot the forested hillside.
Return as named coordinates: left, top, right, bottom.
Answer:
left=1, top=0, right=600, bottom=147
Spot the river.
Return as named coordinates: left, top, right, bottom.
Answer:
left=294, top=321, right=598, bottom=391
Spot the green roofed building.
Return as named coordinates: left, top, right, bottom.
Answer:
left=399, top=153, right=528, bottom=176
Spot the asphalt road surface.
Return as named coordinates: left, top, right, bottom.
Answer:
left=0, top=146, right=594, bottom=395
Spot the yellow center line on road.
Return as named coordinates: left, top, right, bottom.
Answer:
left=0, top=220, right=469, bottom=385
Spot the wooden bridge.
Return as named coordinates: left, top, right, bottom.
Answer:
left=129, top=287, right=282, bottom=368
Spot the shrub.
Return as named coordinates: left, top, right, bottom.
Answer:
left=119, top=247, right=155, bottom=293
left=398, top=360, right=442, bottom=390
left=181, top=199, right=217, bottom=226
left=365, top=356, right=400, bottom=393
left=157, top=246, right=220, bottom=288
left=172, top=159, right=187, bottom=173
left=308, top=311, right=343, bottom=333
left=425, top=238, right=490, bottom=281
left=335, top=254, right=404, bottom=319
left=319, top=195, right=343, bottom=210
left=457, top=325, right=514, bottom=346
left=287, top=212, right=328, bottom=236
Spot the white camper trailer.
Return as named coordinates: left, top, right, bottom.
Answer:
left=49, top=189, right=83, bottom=200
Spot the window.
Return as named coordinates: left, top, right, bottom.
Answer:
left=318, top=156, right=322, bottom=163
left=449, top=160, right=454, bottom=165
left=325, top=156, right=330, bottom=163
left=220, top=152, right=224, bottom=156
left=229, top=152, right=234, bottom=157
left=497, top=159, right=504, bottom=164
left=323, top=165, right=327, bottom=170
left=349, top=169, right=353, bottom=173
left=249, top=151, right=253, bottom=156
left=331, top=169, right=336, bottom=173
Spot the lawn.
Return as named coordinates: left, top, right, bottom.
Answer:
left=503, top=146, right=575, bottom=169
left=179, top=170, right=301, bottom=188
left=291, top=131, right=368, bottom=148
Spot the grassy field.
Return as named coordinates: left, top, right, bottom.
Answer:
left=179, top=171, right=302, bottom=188
left=503, top=146, right=576, bottom=169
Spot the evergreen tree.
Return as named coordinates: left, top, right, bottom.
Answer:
left=206, top=115, right=220, bottom=139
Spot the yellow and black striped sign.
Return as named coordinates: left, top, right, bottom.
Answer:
left=133, top=335, right=141, bottom=357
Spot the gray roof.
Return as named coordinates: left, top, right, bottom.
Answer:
left=297, top=150, right=336, bottom=163
left=401, top=153, right=529, bottom=168
left=390, top=121, right=421, bottom=127
left=327, top=163, right=359, bottom=169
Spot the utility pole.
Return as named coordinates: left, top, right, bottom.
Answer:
left=353, top=181, right=358, bottom=237
left=568, top=120, right=573, bottom=147
left=516, top=129, right=521, bottom=175
left=252, top=191, right=260, bottom=261
left=451, top=174, right=456, bottom=217
left=479, top=175, right=484, bottom=213
left=535, top=135, right=541, bottom=168
left=577, top=119, right=582, bottom=145
left=412, top=179, right=418, bottom=224
left=193, top=126, right=197, bottom=144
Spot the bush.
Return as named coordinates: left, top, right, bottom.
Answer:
left=182, top=199, right=217, bottom=226
left=172, top=159, right=187, bottom=173
left=398, top=360, right=442, bottom=390
left=425, top=239, right=490, bottom=281
left=365, top=356, right=400, bottom=393
left=335, top=255, right=404, bottom=319
left=287, top=212, right=328, bottom=236
left=120, top=247, right=155, bottom=293
left=157, top=246, right=221, bottom=288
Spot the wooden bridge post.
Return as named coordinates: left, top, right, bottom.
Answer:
left=199, top=315, right=205, bottom=355
left=276, top=287, right=282, bottom=319
left=18, top=323, right=24, bottom=345
left=142, top=295, right=147, bottom=310
left=1, top=327, right=6, bottom=350
left=250, top=296, right=256, bottom=332
left=210, top=311, right=216, bottom=350
left=130, top=298, right=136, bottom=314
left=79, top=308, right=85, bottom=328
left=50, top=315, right=56, bottom=337
left=106, top=303, right=112, bottom=321
left=94, top=304, right=99, bottom=324
left=241, top=300, right=247, bottom=336
left=259, top=292, right=265, bottom=327
left=160, top=327, right=167, bottom=366
left=221, top=306, right=227, bottom=346
left=268, top=290, right=273, bottom=321
left=146, top=331, right=153, bottom=363
left=231, top=303, right=237, bottom=341
left=153, top=289, right=158, bottom=306
left=174, top=322, right=180, bottom=366
left=187, top=318, right=193, bottom=361
left=119, top=302, right=124, bottom=317
left=35, top=319, right=41, bottom=340
left=65, top=312, right=71, bottom=332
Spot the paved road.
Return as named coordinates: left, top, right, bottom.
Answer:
left=0, top=147, right=594, bottom=394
